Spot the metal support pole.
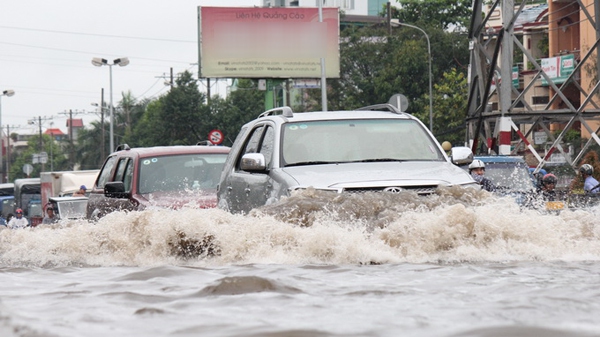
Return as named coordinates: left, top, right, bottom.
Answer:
left=0, top=90, right=15, bottom=182
left=109, top=64, right=115, bottom=153
left=319, top=1, right=327, bottom=111
left=6, top=125, right=10, bottom=183
left=101, top=88, right=105, bottom=161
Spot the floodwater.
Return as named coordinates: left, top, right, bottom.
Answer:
left=1, top=187, right=599, bottom=337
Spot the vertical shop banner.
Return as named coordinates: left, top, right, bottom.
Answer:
left=198, top=7, right=340, bottom=78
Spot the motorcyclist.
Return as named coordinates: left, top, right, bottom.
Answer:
left=7, top=208, right=29, bottom=229
left=579, top=164, right=600, bottom=194
left=537, top=173, right=558, bottom=201
left=469, top=160, right=496, bottom=192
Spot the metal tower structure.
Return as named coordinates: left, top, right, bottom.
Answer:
left=467, top=0, right=600, bottom=172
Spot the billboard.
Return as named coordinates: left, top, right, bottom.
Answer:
left=540, top=54, right=576, bottom=86
left=198, top=7, right=340, bottom=78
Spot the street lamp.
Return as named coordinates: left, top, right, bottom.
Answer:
left=0, top=89, right=15, bottom=183
left=390, top=19, right=433, bottom=132
left=92, top=57, right=129, bottom=152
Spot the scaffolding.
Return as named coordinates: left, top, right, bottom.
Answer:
left=467, top=0, right=600, bottom=172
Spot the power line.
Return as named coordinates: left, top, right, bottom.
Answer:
left=0, top=25, right=195, bottom=43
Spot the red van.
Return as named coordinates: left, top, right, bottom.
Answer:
left=86, top=144, right=230, bottom=220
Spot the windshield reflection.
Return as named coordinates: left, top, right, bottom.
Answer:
left=139, top=154, right=228, bottom=194
left=281, top=119, right=444, bottom=167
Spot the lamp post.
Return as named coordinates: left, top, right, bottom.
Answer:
left=390, top=20, right=433, bottom=132
left=0, top=89, right=15, bottom=183
left=92, top=57, right=129, bottom=153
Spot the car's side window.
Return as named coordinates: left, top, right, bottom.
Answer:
left=243, top=125, right=265, bottom=155
left=114, top=158, right=129, bottom=182
left=96, top=156, right=118, bottom=189
left=236, top=125, right=265, bottom=171
left=260, top=126, right=275, bottom=167
left=122, top=159, right=134, bottom=193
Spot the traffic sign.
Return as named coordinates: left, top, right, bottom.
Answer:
left=23, top=164, right=33, bottom=176
left=388, top=94, right=409, bottom=112
left=208, top=129, right=224, bottom=145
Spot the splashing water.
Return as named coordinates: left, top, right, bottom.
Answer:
left=1, top=187, right=598, bottom=267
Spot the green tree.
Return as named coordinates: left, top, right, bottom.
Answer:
left=158, top=71, right=208, bottom=145
left=392, top=0, right=473, bottom=31
left=129, top=99, right=165, bottom=147
left=76, top=121, right=109, bottom=170
left=209, top=79, right=265, bottom=146
left=428, top=68, right=469, bottom=146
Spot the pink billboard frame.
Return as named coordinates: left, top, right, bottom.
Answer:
left=198, top=7, right=340, bottom=78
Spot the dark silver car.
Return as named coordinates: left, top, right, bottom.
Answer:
left=217, top=104, right=476, bottom=214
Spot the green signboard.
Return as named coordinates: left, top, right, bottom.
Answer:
left=541, top=54, right=575, bottom=86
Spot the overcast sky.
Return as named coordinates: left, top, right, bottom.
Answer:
left=0, top=0, right=261, bottom=136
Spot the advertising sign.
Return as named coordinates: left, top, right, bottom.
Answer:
left=198, top=7, right=340, bottom=78
left=541, top=54, right=575, bottom=86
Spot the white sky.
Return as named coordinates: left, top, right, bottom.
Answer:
left=0, top=0, right=261, bottom=135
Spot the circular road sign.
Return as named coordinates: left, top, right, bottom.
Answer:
left=23, top=163, right=33, bottom=175
left=388, top=94, right=409, bottom=112
left=208, top=129, right=224, bottom=145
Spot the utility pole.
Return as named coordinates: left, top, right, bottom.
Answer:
left=92, top=89, right=107, bottom=163
left=28, top=116, right=52, bottom=172
left=59, top=110, right=87, bottom=170
left=100, top=88, right=105, bottom=161
left=5, top=124, right=18, bottom=183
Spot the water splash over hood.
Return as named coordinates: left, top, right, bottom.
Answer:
left=1, top=188, right=599, bottom=267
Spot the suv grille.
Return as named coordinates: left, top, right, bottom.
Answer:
left=343, top=186, right=438, bottom=195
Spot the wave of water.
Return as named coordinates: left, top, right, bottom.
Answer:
left=1, top=187, right=599, bottom=267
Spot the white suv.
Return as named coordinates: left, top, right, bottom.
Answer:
left=217, top=104, right=476, bottom=214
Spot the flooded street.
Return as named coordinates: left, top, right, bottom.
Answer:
left=1, top=188, right=599, bottom=337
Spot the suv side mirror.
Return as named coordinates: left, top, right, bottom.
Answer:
left=450, top=146, right=473, bottom=165
left=104, top=181, right=130, bottom=198
left=240, top=153, right=267, bottom=172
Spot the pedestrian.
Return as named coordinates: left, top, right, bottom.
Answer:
left=42, top=205, right=59, bottom=225
left=73, top=185, right=87, bottom=197
left=8, top=208, right=29, bottom=229
left=468, top=160, right=496, bottom=192
left=579, top=164, right=600, bottom=194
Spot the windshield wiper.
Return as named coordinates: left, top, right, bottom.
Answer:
left=350, top=158, right=407, bottom=163
left=285, top=161, right=340, bottom=167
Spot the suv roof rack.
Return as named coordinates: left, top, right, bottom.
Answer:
left=258, top=106, right=294, bottom=118
left=356, top=103, right=403, bottom=115
left=115, top=144, right=131, bottom=152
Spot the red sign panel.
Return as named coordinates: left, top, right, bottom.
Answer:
left=208, top=129, right=224, bottom=145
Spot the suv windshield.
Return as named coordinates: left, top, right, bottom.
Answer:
left=139, top=153, right=228, bottom=194
left=281, top=119, right=444, bottom=167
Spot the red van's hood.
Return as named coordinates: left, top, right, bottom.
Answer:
left=138, top=189, right=218, bottom=209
